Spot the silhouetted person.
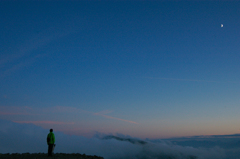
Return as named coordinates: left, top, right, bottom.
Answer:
left=47, top=129, right=55, bottom=156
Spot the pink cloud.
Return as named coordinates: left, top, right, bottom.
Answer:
left=0, top=105, right=138, bottom=125
left=13, top=121, right=74, bottom=125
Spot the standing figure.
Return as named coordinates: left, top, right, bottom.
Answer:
left=47, top=129, right=55, bottom=156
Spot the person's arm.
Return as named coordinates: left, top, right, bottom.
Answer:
left=47, top=134, right=49, bottom=144
left=53, top=133, right=55, bottom=143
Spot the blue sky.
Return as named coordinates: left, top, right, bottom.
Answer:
left=0, top=0, right=240, bottom=139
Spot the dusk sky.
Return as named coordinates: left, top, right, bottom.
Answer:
left=0, top=0, right=240, bottom=139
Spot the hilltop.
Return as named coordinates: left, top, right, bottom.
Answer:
left=0, top=153, right=104, bottom=159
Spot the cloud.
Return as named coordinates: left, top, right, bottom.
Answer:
left=13, top=121, right=74, bottom=125
left=102, top=135, right=147, bottom=145
left=0, top=54, right=43, bottom=78
left=51, top=106, right=138, bottom=125
left=146, top=77, right=239, bottom=84
left=94, top=113, right=138, bottom=124
left=161, top=135, right=240, bottom=149
left=0, top=111, right=29, bottom=115
left=0, top=106, right=36, bottom=116
left=0, top=105, right=138, bottom=136
left=1, top=119, right=240, bottom=159
left=95, top=110, right=113, bottom=115
left=0, top=23, right=78, bottom=78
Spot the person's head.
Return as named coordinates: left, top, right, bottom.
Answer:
left=50, top=129, right=53, bottom=132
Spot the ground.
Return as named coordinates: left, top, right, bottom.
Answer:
left=0, top=153, right=104, bottom=159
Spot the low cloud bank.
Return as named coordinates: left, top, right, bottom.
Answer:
left=1, top=119, right=240, bottom=159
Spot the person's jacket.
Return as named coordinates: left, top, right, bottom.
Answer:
left=47, top=132, right=55, bottom=145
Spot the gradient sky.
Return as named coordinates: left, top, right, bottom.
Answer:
left=0, top=0, right=240, bottom=139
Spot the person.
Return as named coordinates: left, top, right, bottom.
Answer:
left=47, top=129, right=55, bottom=156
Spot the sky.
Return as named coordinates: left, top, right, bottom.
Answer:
left=0, top=0, right=240, bottom=139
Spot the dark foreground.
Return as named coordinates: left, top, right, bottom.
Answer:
left=0, top=153, right=104, bottom=159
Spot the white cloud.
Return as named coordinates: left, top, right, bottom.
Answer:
left=1, top=119, right=240, bottom=159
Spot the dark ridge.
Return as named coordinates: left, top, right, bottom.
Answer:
left=102, top=135, right=147, bottom=145
left=0, top=153, right=104, bottom=159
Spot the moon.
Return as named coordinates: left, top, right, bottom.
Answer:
left=221, top=24, right=223, bottom=27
